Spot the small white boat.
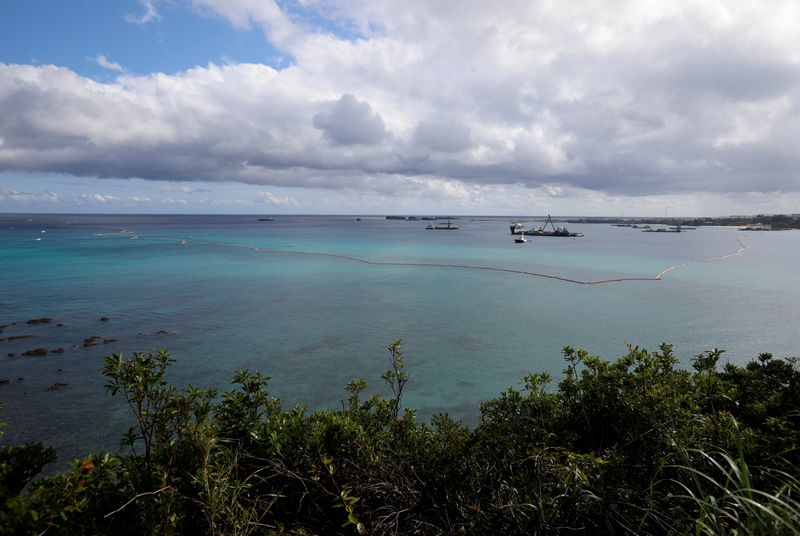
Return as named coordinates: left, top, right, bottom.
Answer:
left=514, top=234, right=528, bottom=243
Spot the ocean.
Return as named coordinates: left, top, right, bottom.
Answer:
left=1, top=214, right=798, bottom=464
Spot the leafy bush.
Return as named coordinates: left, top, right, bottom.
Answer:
left=1, top=342, right=798, bottom=534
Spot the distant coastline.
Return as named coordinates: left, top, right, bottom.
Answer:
left=566, top=213, right=800, bottom=230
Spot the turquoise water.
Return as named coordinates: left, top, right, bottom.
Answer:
left=1, top=214, right=799, bottom=463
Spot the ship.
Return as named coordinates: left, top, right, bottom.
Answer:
left=642, top=222, right=696, bottom=233
left=426, top=217, right=459, bottom=230
left=386, top=215, right=425, bottom=221
left=511, top=215, right=583, bottom=237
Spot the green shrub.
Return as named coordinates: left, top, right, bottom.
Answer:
left=2, top=342, right=799, bottom=534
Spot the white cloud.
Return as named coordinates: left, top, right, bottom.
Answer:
left=90, top=54, right=126, bottom=73
left=192, top=0, right=302, bottom=48
left=257, top=191, right=297, bottom=205
left=125, top=0, right=162, bottom=25
left=78, top=193, right=119, bottom=203
left=200, top=198, right=250, bottom=206
left=2, top=0, right=800, bottom=208
left=712, top=96, right=791, bottom=148
left=0, top=188, right=59, bottom=203
left=156, top=185, right=211, bottom=194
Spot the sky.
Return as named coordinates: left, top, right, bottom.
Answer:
left=1, top=0, right=799, bottom=216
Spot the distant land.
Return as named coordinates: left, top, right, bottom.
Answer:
left=379, top=213, right=800, bottom=230
left=565, top=213, right=800, bottom=230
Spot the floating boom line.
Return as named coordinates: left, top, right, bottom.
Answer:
left=120, top=233, right=747, bottom=286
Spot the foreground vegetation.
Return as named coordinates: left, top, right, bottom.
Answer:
left=1, top=342, right=799, bottom=535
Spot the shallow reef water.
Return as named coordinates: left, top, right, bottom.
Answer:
left=1, top=213, right=798, bottom=464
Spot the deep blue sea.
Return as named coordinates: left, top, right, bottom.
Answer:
left=1, top=214, right=799, bottom=464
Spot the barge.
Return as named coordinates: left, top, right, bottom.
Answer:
left=510, top=215, right=583, bottom=237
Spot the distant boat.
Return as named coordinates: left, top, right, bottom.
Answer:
left=257, top=217, right=274, bottom=222
left=513, top=215, right=583, bottom=237
left=514, top=234, right=528, bottom=243
left=386, top=215, right=424, bottom=221
left=426, top=217, right=459, bottom=230
left=643, top=222, right=695, bottom=233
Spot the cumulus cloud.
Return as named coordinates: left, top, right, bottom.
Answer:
left=2, top=0, right=800, bottom=202
left=313, top=94, right=391, bottom=145
left=193, top=0, right=301, bottom=47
